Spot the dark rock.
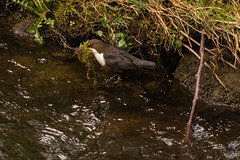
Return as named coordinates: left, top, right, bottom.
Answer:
left=174, top=52, right=240, bottom=107
left=12, top=17, right=35, bottom=38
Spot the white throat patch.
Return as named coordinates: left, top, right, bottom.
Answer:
left=91, top=48, right=106, bottom=66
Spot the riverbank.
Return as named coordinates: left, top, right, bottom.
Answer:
left=1, top=0, right=240, bottom=107
left=1, top=16, right=240, bottom=159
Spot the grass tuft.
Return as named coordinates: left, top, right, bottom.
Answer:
left=11, top=0, right=240, bottom=72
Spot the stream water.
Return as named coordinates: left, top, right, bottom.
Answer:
left=0, top=18, right=240, bottom=159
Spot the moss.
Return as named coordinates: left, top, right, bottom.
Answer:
left=9, top=0, right=240, bottom=64
left=52, top=0, right=160, bottom=48
left=8, top=0, right=240, bottom=103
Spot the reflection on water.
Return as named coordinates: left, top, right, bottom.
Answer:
left=0, top=18, right=240, bottom=159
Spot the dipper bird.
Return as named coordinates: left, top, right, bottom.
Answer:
left=86, top=39, right=156, bottom=74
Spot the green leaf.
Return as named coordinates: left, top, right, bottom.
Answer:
left=120, top=33, right=127, bottom=38
left=97, top=30, right=103, bottom=37
left=177, top=27, right=181, bottom=34
left=101, top=17, right=107, bottom=27
left=70, top=21, right=75, bottom=27
left=115, top=33, right=121, bottom=38
left=175, top=40, right=182, bottom=48
left=34, top=31, right=39, bottom=38
left=118, top=39, right=127, bottom=49
left=24, top=2, right=28, bottom=7
left=37, top=24, right=42, bottom=28
left=123, top=16, right=134, bottom=20
left=115, top=33, right=126, bottom=39
left=29, top=1, right=34, bottom=7
left=179, top=35, right=184, bottom=40
left=29, top=28, right=35, bottom=34
left=103, top=5, right=108, bottom=17
left=171, top=34, right=175, bottom=47
left=38, top=36, right=43, bottom=44
left=114, top=6, right=118, bottom=11
left=128, top=42, right=133, bottom=46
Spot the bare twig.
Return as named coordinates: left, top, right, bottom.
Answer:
left=2, top=0, right=15, bottom=17
left=185, top=33, right=206, bottom=140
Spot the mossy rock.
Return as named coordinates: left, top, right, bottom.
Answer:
left=175, top=52, right=240, bottom=107
left=12, top=16, right=35, bottom=38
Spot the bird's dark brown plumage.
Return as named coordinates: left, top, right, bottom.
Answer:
left=88, top=39, right=156, bottom=73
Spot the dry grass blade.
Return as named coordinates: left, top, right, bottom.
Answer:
left=183, top=43, right=228, bottom=90
left=53, top=0, right=239, bottom=78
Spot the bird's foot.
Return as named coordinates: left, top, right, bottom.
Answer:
left=105, top=74, right=122, bottom=85
left=113, top=75, right=122, bottom=84
left=106, top=74, right=118, bottom=82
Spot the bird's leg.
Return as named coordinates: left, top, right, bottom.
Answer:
left=113, top=75, right=122, bottom=84
left=105, top=74, right=118, bottom=82
left=105, top=74, right=122, bottom=84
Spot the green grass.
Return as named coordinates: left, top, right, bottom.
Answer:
left=10, top=0, right=240, bottom=71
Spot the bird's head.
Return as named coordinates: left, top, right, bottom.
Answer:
left=77, top=39, right=108, bottom=54
left=87, top=39, right=109, bottom=53
left=77, top=39, right=109, bottom=67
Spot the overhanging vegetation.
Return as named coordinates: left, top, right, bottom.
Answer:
left=6, top=0, right=240, bottom=71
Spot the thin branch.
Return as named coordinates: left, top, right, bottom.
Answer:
left=185, top=33, right=206, bottom=140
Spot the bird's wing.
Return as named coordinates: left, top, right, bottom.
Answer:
left=104, top=47, right=138, bottom=72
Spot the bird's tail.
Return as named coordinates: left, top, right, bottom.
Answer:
left=137, top=60, right=156, bottom=69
